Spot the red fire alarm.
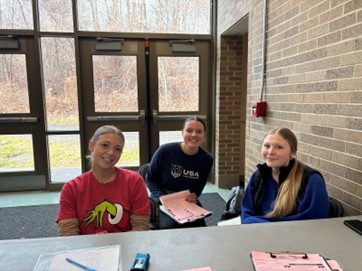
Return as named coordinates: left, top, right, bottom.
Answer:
left=251, top=101, right=267, bottom=118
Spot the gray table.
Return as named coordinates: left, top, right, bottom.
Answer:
left=1, top=216, right=361, bottom=271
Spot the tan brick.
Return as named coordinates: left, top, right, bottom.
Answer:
left=300, top=17, right=319, bottom=33
left=331, top=152, right=361, bottom=170
left=345, top=142, right=362, bottom=157
left=308, top=23, right=329, bottom=39
left=350, top=91, right=362, bottom=103
left=308, top=1, right=330, bottom=18
left=301, top=114, right=347, bottom=128
left=358, top=10, right=362, bottom=22
left=286, top=94, right=304, bottom=102
left=318, top=159, right=346, bottom=176
left=346, top=118, right=362, bottom=130
left=315, top=57, right=341, bottom=70
left=327, top=40, right=356, bottom=57
left=300, top=0, right=321, bottom=12
left=304, top=70, right=326, bottom=82
left=298, top=39, right=318, bottom=53
left=303, top=93, right=325, bottom=102
left=337, top=104, right=362, bottom=117
left=296, top=62, right=316, bottom=73
left=324, top=92, right=349, bottom=103
left=318, top=31, right=342, bottom=47
left=345, top=0, right=362, bottom=14
left=338, top=78, right=362, bottom=91
left=340, top=51, right=362, bottom=65
left=326, top=66, right=354, bottom=79
left=345, top=168, right=362, bottom=185
left=330, top=13, right=356, bottom=31
left=320, top=5, right=344, bottom=22
left=342, top=23, right=362, bottom=40
left=334, top=128, right=362, bottom=144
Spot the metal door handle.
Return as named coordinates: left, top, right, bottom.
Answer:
left=139, top=110, right=146, bottom=126
left=152, top=109, right=158, bottom=125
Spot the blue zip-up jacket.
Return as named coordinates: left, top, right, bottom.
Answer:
left=241, top=162, right=329, bottom=224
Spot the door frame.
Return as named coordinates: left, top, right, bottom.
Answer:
left=0, top=35, right=48, bottom=191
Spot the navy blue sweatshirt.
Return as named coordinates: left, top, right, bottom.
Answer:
left=146, top=142, right=213, bottom=203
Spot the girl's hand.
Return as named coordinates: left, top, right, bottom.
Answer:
left=186, top=192, right=198, bottom=203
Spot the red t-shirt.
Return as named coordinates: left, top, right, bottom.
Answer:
left=57, top=167, right=150, bottom=234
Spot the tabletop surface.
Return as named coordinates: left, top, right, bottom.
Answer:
left=1, top=215, right=361, bottom=271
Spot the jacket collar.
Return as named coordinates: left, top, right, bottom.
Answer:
left=257, top=159, right=295, bottom=186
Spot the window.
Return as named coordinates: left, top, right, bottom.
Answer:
left=77, top=0, right=211, bottom=34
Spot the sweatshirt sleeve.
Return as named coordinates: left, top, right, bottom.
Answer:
left=145, top=148, right=165, bottom=203
left=277, top=173, right=329, bottom=221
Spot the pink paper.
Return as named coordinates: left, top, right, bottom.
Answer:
left=160, top=190, right=212, bottom=224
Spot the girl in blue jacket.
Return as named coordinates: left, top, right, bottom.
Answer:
left=241, top=127, right=329, bottom=224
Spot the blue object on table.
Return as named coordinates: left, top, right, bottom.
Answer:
left=66, top=257, right=98, bottom=271
left=130, top=253, right=150, bottom=271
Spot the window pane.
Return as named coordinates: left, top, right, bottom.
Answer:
left=38, top=0, right=73, bottom=32
left=116, top=132, right=139, bottom=167
left=158, top=57, right=199, bottom=112
left=0, top=0, right=33, bottom=29
left=77, top=0, right=210, bottom=34
left=48, top=135, right=81, bottom=183
left=93, top=55, right=138, bottom=112
left=0, top=134, right=34, bottom=172
left=0, top=54, right=30, bottom=113
left=41, top=37, right=79, bottom=130
left=160, top=131, right=182, bottom=145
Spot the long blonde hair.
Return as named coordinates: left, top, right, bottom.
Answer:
left=264, top=128, right=305, bottom=218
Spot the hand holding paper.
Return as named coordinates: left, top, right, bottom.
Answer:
left=160, top=190, right=212, bottom=224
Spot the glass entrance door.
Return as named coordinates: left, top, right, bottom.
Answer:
left=79, top=38, right=212, bottom=170
left=148, top=39, right=211, bottom=154
left=79, top=38, right=148, bottom=171
left=0, top=36, right=48, bottom=191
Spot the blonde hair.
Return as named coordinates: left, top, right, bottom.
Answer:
left=264, top=128, right=305, bottom=218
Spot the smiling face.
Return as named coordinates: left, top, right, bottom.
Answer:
left=88, top=133, right=124, bottom=170
left=261, top=133, right=294, bottom=171
left=182, top=119, right=206, bottom=151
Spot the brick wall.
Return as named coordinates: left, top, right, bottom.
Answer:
left=216, top=0, right=362, bottom=215
left=215, top=35, right=248, bottom=188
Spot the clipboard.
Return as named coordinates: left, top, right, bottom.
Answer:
left=250, top=251, right=337, bottom=271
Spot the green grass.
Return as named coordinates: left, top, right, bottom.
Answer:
left=0, top=135, right=139, bottom=169
left=119, top=146, right=139, bottom=164
left=49, top=140, right=81, bottom=167
left=0, top=136, right=34, bottom=168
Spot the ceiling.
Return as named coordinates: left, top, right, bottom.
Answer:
left=222, top=15, right=249, bottom=36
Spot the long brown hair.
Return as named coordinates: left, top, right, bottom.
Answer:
left=264, top=128, right=305, bottom=218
